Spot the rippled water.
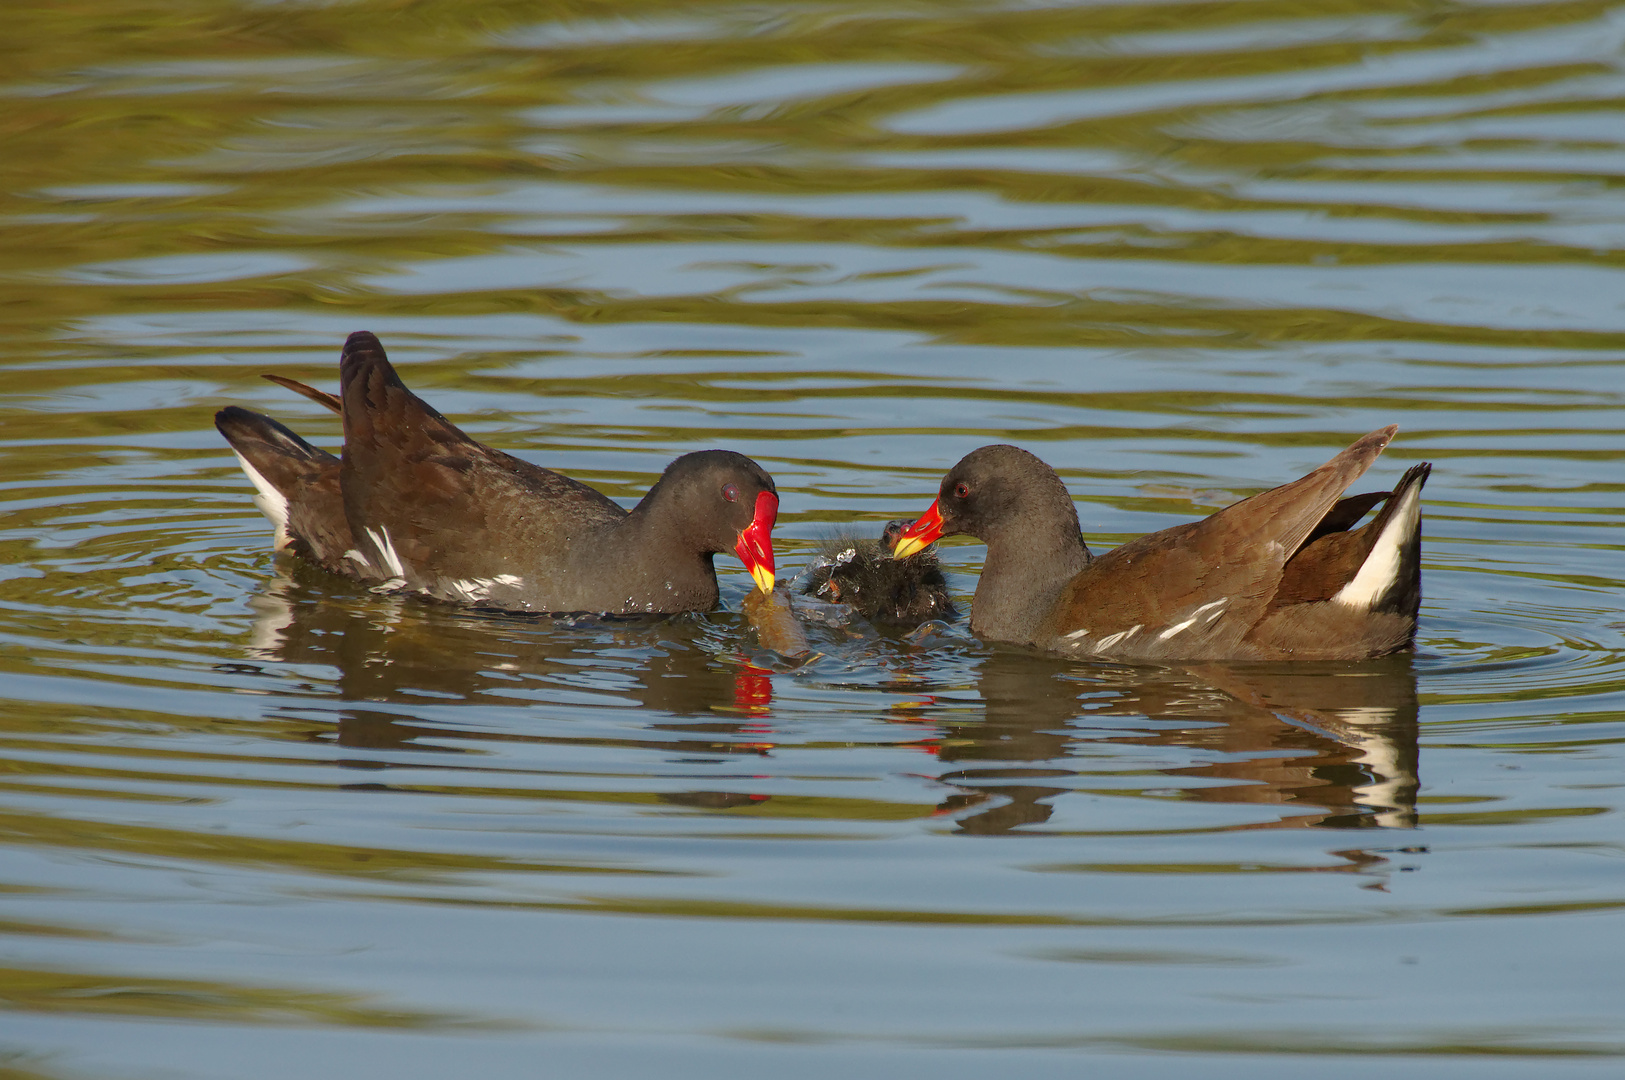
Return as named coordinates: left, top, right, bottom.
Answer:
left=3, top=1, right=1625, bottom=1076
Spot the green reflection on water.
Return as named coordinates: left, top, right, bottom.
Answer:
left=0, top=964, right=511, bottom=1029
left=5, top=0, right=1625, bottom=358
left=0, top=809, right=680, bottom=882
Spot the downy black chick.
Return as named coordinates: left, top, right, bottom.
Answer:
left=801, top=520, right=956, bottom=624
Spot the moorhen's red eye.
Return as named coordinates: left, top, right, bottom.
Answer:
left=723, top=483, right=740, bottom=502
left=953, top=482, right=970, bottom=499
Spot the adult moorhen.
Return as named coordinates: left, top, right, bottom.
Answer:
left=801, top=520, right=957, bottom=623
left=891, top=427, right=1430, bottom=661
left=216, top=331, right=778, bottom=614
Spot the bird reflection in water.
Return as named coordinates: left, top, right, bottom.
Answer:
left=931, top=649, right=1419, bottom=839
left=241, top=566, right=786, bottom=773
left=239, top=566, right=1419, bottom=850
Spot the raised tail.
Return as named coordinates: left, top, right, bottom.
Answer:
left=1247, top=459, right=1431, bottom=658
left=215, top=405, right=355, bottom=572
left=1330, top=461, right=1431, bottom=616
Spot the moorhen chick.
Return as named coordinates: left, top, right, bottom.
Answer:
left=216, top=331, right=778, bottom=614
left=891, top=427, right=1430, bottom=661
left=801, top=520, right=957, bottom=623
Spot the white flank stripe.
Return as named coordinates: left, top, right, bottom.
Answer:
left=445, top=579, right=487, bottom=602
left=232, top=452, right=291, bottom=550
left=1063, top=628, right=1091, bottom=641
left=344, top=549, right=370, bottom=567
left=1094, top=624, right=1142, bottom=652
left=1157, top=597, right=1228, bottom=641
left=444, top=574, right=522, bottom=602
left=1156, top=615, right=1198, bottom=641
left=364, top=526, right=407, bottom=580
left=1332, top=483, right=1422, bottom=610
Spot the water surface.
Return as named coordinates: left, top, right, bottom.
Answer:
left=3, top=1, right=1624, bottom=1077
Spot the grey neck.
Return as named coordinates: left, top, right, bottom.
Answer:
left=971, top=514, right=1092, bottom=645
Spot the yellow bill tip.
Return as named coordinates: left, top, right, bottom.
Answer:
left=890, top=535, right=929, bottom=560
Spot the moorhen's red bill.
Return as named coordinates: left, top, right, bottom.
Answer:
left=892, top=428, right=1431, bottom=661
left=216, top=331, right=778, bottom=614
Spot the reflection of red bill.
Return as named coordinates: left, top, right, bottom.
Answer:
left=734, top=664, right=773, bottom=713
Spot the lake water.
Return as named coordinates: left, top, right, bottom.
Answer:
left=3, top=1, right=1624, bottom=1077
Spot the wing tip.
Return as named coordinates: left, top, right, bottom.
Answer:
left=263, top=373, right=343, bottom=415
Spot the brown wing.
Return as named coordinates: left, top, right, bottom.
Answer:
left=336, top=331, right=625, bottom=591
left=1047, top=426, right=1398, bottom=658
left=264, top=374, right=343, bottom=415
left=1304, top=489, right=1389, bottom=543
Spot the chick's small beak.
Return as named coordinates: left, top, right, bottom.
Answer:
left=735, top=490, right=778, bottom=593
left=891, top=499, right=945, bottom=559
